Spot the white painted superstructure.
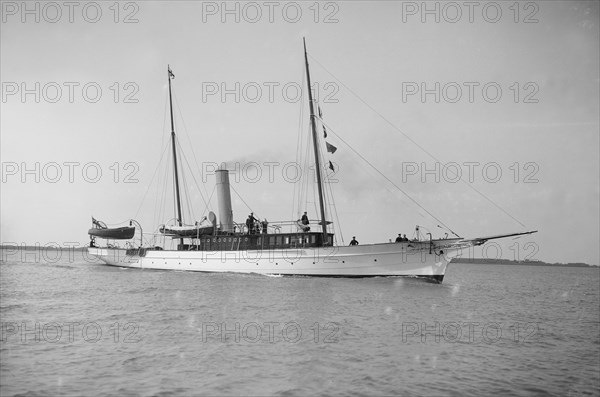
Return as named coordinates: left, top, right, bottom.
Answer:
left=89, top=239, right=465, bottom=281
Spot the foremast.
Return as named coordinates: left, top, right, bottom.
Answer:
left=303, top=38, right=329, bottom=244
left=167, top=66, right=184, bottom=248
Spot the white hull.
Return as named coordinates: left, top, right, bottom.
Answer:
left=88, top=241, right=464, bottom=282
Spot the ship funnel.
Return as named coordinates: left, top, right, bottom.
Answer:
left=216, top=168, right=234, bottom=233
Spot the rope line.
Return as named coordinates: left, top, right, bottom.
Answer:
left=325, top=121, right=456, bottom=234
left=309, top=54, right=526, bottom=229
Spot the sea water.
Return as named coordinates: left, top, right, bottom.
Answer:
left=1, top=248, right=599, bottom=396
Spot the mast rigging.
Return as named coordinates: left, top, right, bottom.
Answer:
left=303, top=38, right=328, bottom=244
left=168, top=65, right=184, bottom=247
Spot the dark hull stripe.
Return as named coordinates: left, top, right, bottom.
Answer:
left=278, top=274, right=444, bottom=283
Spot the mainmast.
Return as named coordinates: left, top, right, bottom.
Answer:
left=303, top=38, right=328, bottom=244
left=168, top=65, right=184, bottom=247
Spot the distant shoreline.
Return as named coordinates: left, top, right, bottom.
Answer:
left=0, top=245, right=89, bottom=251
left=451, top=258, right=596, bottom=268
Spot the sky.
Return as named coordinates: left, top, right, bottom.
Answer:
left=1, top=0, right=598, bottom=265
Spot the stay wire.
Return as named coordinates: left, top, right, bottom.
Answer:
left=308, top=54, right=527, bottom=229
left=134, top=143, right=170, bottom=220
left=323, top=119, right=456, bottom=234
left=172, top=93, right=210, bottom=208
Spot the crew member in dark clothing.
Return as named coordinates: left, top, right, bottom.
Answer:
left=261, top=219, right=268, bottom=234
left=349, top=236, right=359, bottom=246
left=299, top=211, right=310, bottom=232
left=246, top=212, right=258, bottom=234
left=395, top=234, right=403, bottom=242
left=301, top=212, right=309, bottom=225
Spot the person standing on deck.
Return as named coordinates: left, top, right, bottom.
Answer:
left=301, top=212, right=309, bottom=225
left=300, top=211, right=310, bottom=232
left=246, top=213, right=258, bottom=234
left=349, top=236, right=359, bottom=246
